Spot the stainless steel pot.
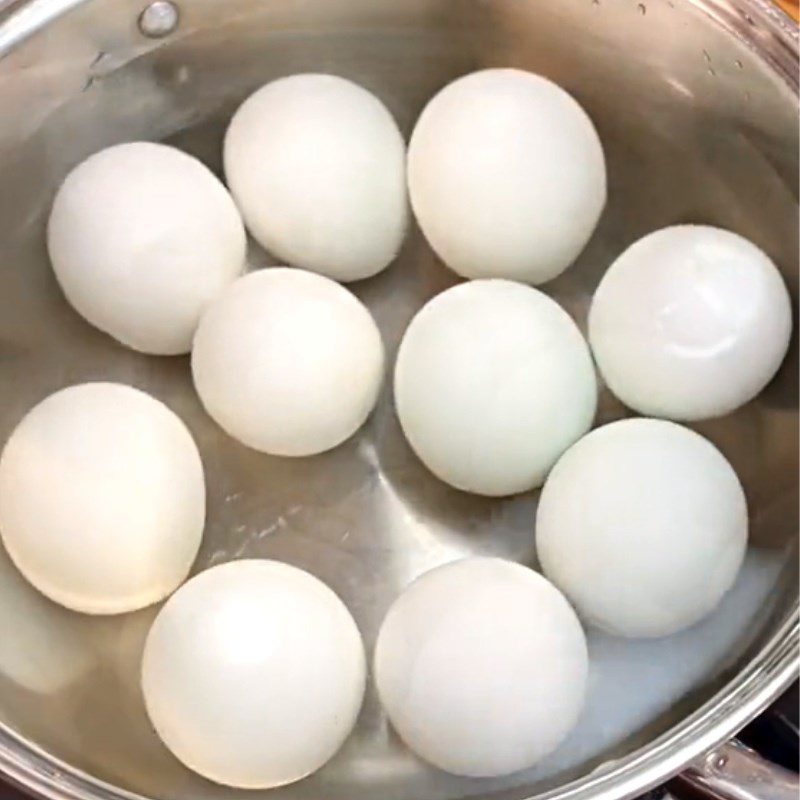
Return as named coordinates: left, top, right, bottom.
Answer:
left=0, top=1, right=796, bottom=799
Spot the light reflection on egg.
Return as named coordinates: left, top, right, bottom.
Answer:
left=394, top=280, right=597, bottom=496
left=0, top=383, right=205, bottom=615
left=141, top=560, right=366, bottom=789
left=589, top=225, right=792, bottom=421
left=374, top=557, right=588, bottom=777
left=408, top=68, right=606, bottom=285
left=536, top=418, right=748, bottom=638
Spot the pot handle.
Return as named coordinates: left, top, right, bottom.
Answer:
left=673, top=739, right=799, bottom=800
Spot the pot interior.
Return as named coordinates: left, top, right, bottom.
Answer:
left=0, top=1, right=797, bottom=799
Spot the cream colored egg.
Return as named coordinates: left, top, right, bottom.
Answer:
left=536, top=418, right=748, bottom=638
left=224, top=74, right=408, bottom=281
left=408, top=69, right=606, bottom=284
left=47, top=142, right=246, bottom=355
left=142, top=560, right=366, bottom=789
left=394, top=280, right=597, bottom=496
left=192, top=268, right=384, bottom=456
left=589, top=225, right=792, bottom=420
left=374, top=557, right=588, bottom=777
left=0, top=383, right=205, bottom=614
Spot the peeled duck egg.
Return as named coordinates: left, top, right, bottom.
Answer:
left=536, top=418, right=748, bottom=638
left=192, top=268, right=384, bottom=456
left=0, top=383, right=205, bottom=614
left=142, top=559, right=366, bottom=788
left=589, top=225, right=792, bottom=420
left=47, top=142, right=246, bottom=355
left=408, top=68, right=606, bottom=284
left=224, top=74, right=408, bottom=281
left=394, top=280, right=597, bottom=496
left=374, top=557, right=588, bottom=777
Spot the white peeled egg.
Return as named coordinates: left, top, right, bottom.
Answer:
left=589, top=225, right=793, bottom=421
left=374, top=557, right=588, bottom=777
left=192, top=267, right=384, bottom=456
left=47, top=142, right=246, bottom=355
left=394, top=280, right=597, bottom=496
left=0, top=383, right=205, bottom=614
left=536, top=418, right=748, bottom=638
left=142, top=559, right=366, bottom=789
left=224, top=74, right=408, bottom=282
left=408, top=68, right=606, bottom=284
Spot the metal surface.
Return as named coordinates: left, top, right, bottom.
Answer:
left=137, top=1, right=179, bottom=39
left=678, top=740, right=799, bottom=800
left=0, top=1, right=796, bottom=799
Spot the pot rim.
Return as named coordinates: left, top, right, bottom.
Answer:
left=1, top=609, right=795, bottom=800
left=0, top=0, right=796, bottom=798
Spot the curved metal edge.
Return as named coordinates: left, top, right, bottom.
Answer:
left=0, top=608, right=795, bottom=800
left=0, top=0, right=795, bottom=799
left=530, top=609, right=800, bottom=800
left=676, top=738, right=800, bottom=800
left=0, top=0, right=87, bottom=58
left=0, top=722, right=138, bottom=800
left=692, top=0, right=799, bottom=92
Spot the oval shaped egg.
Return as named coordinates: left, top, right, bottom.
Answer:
left=374, top=557, right=588, bottom=777
left=142, top=559, right=366, bottom=789
left=192, top=267, right=384, bottom=456
left=0, top=383, right=205, bottom=614
left=589, top=225, right=792, bottom=420
left=408, top=69, right=606, bottom=284
left=394, top=279, right=597, bottom=496
left=536, top=418, right=748, bottom=638
left=224, top=74, right=408, bottom=282
left=48, top=142, right=246, bottom=355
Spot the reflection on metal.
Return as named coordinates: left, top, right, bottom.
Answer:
left=137, top=0, right=179, bottom=39
left=677, top=739, right=800, bottom=800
